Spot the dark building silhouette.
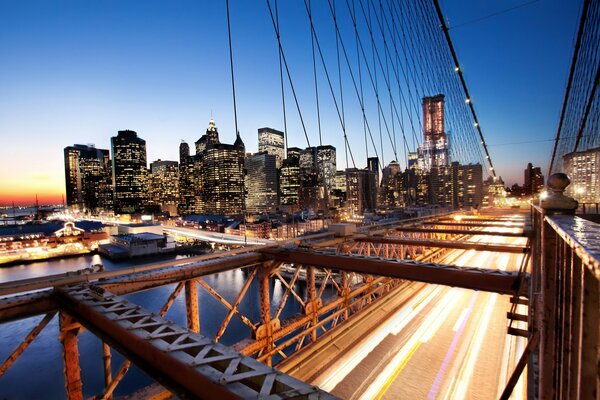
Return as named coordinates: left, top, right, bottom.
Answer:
left=64, top=144, right=112, bottom=212
left=524, top=163, right=544, bottom=195
left=111, top=130, right=147, bottom=214
left=178, top=141, right=196, bottom=215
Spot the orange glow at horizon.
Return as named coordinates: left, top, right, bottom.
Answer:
left=0, top=172, right=65, bottom=206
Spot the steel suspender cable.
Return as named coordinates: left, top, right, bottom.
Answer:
left=266, top=0, right=312, bottom=148
left=549, top=0, right=590, bottom=175
left=274, top=0, right=289, bottom=155
left=225, top=0, right=239, bottom=137
left=225, top=0, right=246, bottom=243
left=432, top=0, right=497, bottom=178
left=303, top=0, right=357, bottom=168
left=308, top=0, right=323, bottom=147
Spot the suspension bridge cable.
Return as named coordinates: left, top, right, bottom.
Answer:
left=301, top=0, right=358, bottom=168
left=274, top=0, right=289, bottom=155
left=308, top=0, right=323, bottom=146
left=549, top=0, right=590, bottom=174
left=333, top=0, right=350, bottom=170
left=345, top=0, right=399, bottom=159
left=265, top=0, right=312, bottom=148
left=432, top=0, right=497, bottom=177
left=225, top=0, right=239, bottom=137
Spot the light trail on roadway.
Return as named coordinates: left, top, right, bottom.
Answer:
left=309, top=215, right=529, bottom=400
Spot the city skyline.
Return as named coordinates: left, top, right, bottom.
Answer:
left=0, top=1, right=581, bottom=205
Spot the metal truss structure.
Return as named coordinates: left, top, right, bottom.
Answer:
left=0, top=209, right=597, bottom=400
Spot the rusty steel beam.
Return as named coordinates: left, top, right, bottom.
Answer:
left=0, top=253, right=263, bottom=324
left=103, top=252, right=264, bottom=295
left=0, top=311, right=56, bottom=378
left=59, top=312, right=83, bottom=400
left=0, top=232, right=334, bottom=298
left=54, top=285, right=336, bottom=399
left=0, top=291, right=55, bottom=324
left=261, top=248, right=521, bottom=295
left=196, top=278, right=255, bottom=331
left=422, top=221, right=527, bottom=228
left=500, top=332, right=540, bottom=400
left=215, top=268, right=257, bottom=342
left=394, top=226, right=532, bottom=237
left=184, top=281, right=200, bottom=333
left=236, top=276, right=394, bottom=356
left=436, top=217, right=526, bottom=223
left=102, top=343, right=113, bottom=400
left=355, top=236, right=529, bottom=254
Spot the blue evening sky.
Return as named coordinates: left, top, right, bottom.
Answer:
left=0, top=0, right=581, bottom=204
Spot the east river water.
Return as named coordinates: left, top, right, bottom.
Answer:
left=0, top=253, right=307, bottom=399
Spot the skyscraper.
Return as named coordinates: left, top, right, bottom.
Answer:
left=367, top=157, right=379, bottom=209
left=178, top=141, right=196, bottom=215
left=345, top=168, right=375, bottom=215
left=198, top=121, right=245, bottom=216
left=64, top=144, right=112, bottom=212
left=280, top=157, right=300, bottom=210
left=524, top=163, right=544, bottom=195
left=317, top=145, right=337, bottom=199
left=422, top=95, right=449, bottom=170
left=111, top=130, right=147, bottom=214
left=245, top=152, right=278, bottom=214
left=149, top=160, right=179, bottom=215
left=379, top=161, right=403, bottom=209
left=258, top=128, right=285, bottom=168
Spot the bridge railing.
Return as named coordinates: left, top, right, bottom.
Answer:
left=530, top=205, right=599, bottom=399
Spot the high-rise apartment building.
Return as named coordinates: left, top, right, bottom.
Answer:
left=111, top=130, right=147, bottom=214
left=246, top=152, right=278, bottom=214
left=258, top=128, right=285, bottom=168
left=524, top=163, right=544, bottom=195
left=422, top=95, right=448, bottom=170
left=149, top=160, right=179, bottom=215
left=64, top=144, right=112, bottom=212
left=563, top=147, right=600, bottom=203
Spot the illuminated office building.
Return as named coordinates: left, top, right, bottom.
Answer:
left=564, top=147, right=600, bottom=203
left=280, top=157, right=300, bottom=210
left=111, top=130, right=148, bottom=214
left=246, top=152, right=278, bottom=213
left=379, top=160, right=403, bottom=209
left=197, top=120, right=245, bottom=216
left=64, top=144, right=112, bottom=212
left=149, top=160, right=179, bottom=215
left=258, top=127, right=285, bottom=168
left=178, top=141, right=196, bottom=215
left=422, top=95, right=448, bottom=170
